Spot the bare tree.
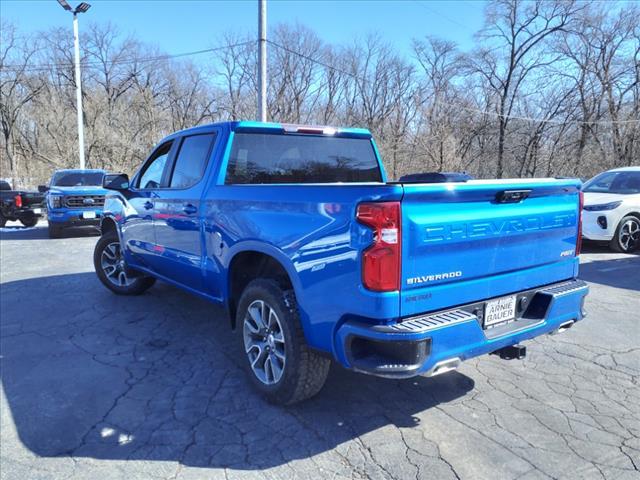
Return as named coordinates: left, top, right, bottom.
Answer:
left=467, top=0, right=583, bottom=177
left=1, top=2, right=638, bottom=187
left=0, top=22, right=44, bottom=185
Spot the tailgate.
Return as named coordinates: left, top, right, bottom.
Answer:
left=400, top=179, right=581, bottom=317
left=21, top=192, right=45, bottom=207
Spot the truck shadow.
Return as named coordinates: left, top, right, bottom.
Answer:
left=0, top=223, right=99, bottom=240
left=0, top=272, right=474, bottom=470
left=579, top=255, right=640, bottom=291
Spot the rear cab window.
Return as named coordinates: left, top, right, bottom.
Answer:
left=225, top=133, right=383, bottom=184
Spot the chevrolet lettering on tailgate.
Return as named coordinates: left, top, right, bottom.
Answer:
left=423, top=213, right=576, bottom=243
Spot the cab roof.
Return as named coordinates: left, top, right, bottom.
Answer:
left=54, top=168, right=106, bottom=173
left=162, top=121, right=372, bottom=141
left=609, top=166, right=640, bottom=172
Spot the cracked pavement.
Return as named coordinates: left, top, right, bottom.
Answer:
left=1, top=223, right=639, bottom=480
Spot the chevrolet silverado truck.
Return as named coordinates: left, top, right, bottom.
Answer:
left=44, top=169, right=107, bottom=238
left=0, top=180, right=46, bottom=228
left=95, top=121, right=589, bottom=404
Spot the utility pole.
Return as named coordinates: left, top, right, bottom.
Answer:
left=73, top=13, right=86, bottom=169
left=258, top=0, right=267, bottom=122
left=57, top=1, right=91, bottom=170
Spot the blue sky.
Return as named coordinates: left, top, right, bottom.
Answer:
left=1, top=0, right=487, bottom=57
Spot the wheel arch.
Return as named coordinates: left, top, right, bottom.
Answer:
left=100, top=215, right=126, bottom=252
left=100, top=216, right=118, bottom=236
left=225, top=245, right=302, bottom=331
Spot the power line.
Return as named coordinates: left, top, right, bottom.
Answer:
left=267, top=40, right=640, bottom=126
left=0, top=41, right=254, bottom=73
left=2, top=36, right=638, bottom=126
left=266, top=39, right=361, bottom=81
left=411, top=0, right=476, bottom=32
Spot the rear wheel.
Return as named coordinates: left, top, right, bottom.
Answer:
left=236, top=279, right=330, bottom=405
left=20, top=215, right=38, bottom=228
left=94, top=231, right=156, bottom=295
left=610, top=216, right=640, bottom=253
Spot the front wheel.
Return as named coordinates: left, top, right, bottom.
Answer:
left=236, top=279, right=331, bottom=405
left=48, top=224, right=63, bottom=238
left=610, top=216, right=640, bottom=253
left=94, top=231, right=156, bottom=295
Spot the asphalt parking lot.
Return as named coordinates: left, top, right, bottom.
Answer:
left=1, top=222, right=639, bottom=480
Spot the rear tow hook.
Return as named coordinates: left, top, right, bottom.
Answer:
left=492, top=344, right=527, bottom=360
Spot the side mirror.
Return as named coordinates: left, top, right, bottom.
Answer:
left=103, top=173, right=130, bottom=191
left=38, top=185, right=49, bottom=193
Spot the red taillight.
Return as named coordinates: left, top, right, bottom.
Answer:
left=576, top=191, right=583, bottom=256
left=14, top=194, right=22, bottom=208
left=356, top=202, right=401, bottom=291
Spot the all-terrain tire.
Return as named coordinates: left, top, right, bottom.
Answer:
left=236, top=279, right=331, bottom=405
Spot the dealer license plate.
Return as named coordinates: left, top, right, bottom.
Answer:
left=484, top=295, right=517, bottom=328
left=82, top=211, right=97, bottom=219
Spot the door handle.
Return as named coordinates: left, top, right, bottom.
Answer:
left=143, top=201, right=154, bottom=210
left=183, top=204, right=197, bottom=215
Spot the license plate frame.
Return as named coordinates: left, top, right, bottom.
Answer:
left=484, top=295, right=517, bottom=328
left=82, top=211, right=97, bottom=219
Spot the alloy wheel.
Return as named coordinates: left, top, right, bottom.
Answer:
left=243, top=299, right=286, bottom=385
left=619, top=218, right=640, bottom=252
left=100, top=241, right=135, bottom=287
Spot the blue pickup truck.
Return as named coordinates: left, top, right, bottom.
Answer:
left=45, top=169, right=108, bottom=238
left=95, top=121, right=588, bottom=404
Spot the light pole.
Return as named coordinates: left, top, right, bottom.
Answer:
left=258, top=0, right=267, bottom=122
left=57, top=0, right=91, bottom=170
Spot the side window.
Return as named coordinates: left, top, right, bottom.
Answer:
left=137, top=141, right=173, bottom=189
left=169, top=133, right=216, bottom=188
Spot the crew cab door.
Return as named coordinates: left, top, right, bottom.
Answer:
left=122, top=140, right=175, bottom=270
left=152, top=131, right=218, bottom=291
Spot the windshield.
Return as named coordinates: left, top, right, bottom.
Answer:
left=51, top=172, right=104, bottom=187
left=583, top=171, right=640, bottom=194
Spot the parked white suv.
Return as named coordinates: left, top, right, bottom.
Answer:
left=582, top=166, right=640, bottom=253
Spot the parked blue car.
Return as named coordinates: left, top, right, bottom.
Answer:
left=95, top=121, right=588, bottom=404
left=45, top=169, right=108, bottom=238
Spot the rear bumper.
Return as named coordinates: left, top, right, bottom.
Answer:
left=3, top=207, right=45, bottom=219
left=334, top=279, right=588, bottom=378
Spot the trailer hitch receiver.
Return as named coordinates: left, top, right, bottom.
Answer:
left=493, top=344, right=526, bottom=360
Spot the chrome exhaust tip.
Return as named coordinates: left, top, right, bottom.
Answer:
left=550, top=320, right=575, bottom=335
left=425, top=357, right=461, bottom=377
